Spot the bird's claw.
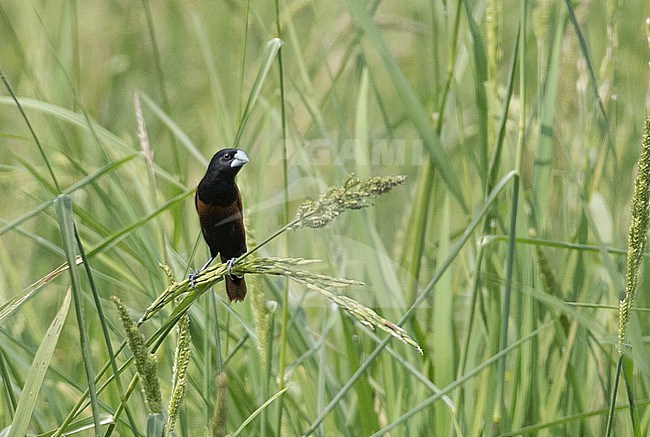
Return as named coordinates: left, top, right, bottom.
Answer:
left=226, top=258, right=242, bottom=280
left=188, top=270, right=199, bottom=291
left=189, top=257, right=214, bottom=291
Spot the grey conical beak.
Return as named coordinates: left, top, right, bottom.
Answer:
left=231, top=150, right=249, bottom=168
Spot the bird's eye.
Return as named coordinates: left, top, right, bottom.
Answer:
left=223, top=153, right=232, bottom=159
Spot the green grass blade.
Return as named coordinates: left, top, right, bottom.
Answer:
left=622, top=355, right=640, bottom=436
left=341, top=317, right=379, bottom=433
left=0, top=70, right=61, bottom=192
left=139, top=93, right=207, bottom=166
left=231, top=385, right=291, bottom=437
left=73, top=226, right=139, bottom=432
left=493, top=4, right=527, bottom=428
left=146, top=413, right=165, bottom=437
left=485, top=27, right=519, bottom=196
left=36, top=414, right=115, bottom=437
left=354, top=67, right=370, bottom=177
left=562, top=0, right=614, bottom=156
left=460, top=0, right=489, bottom=184
left=54, top=195, right=101, bottom=436
left=432, top=194, right=454, bottom=434
left=0, top=350, right=17, bottom=417
left=532, top=8, right=566, bottom=225
left=7, top=289, right=71, bottom=437
left=232, top=37, right=283, bottom=149
left=0, top=260, right=79, bottom=324
left=608, top=354, right=621, bottom=437
left=273, top=1, right=291, bottom=431
left=0, top=97, right=129, bottom=151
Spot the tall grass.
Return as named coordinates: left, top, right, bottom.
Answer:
left=1, top=0, right=649, bottom=435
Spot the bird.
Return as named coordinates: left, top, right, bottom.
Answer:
left=192, top=148, right=249, bottom=301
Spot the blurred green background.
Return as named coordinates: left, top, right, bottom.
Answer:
left=1, top=0, right=650, bottom=435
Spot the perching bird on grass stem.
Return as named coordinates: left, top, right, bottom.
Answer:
left=192, top=148, right=249, bottom=301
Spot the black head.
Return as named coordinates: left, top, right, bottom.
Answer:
left=197, top=148, right=249, bottom=204
left=205, top=148, right=249, bottom=177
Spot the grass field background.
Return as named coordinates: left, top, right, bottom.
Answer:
left=1, top=0, right=650, bottom=435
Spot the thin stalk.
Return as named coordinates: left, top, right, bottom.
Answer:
left=0, top=70, right=61, bottom=192
left=203, top=297, right=212, bottom=427
left=55, top=197, right=101, bottom=436
left=605, top=355, right=624, bottom=436
left=0, top=350, right=17, bottom=416
left=491, top=2, right=527, bottom=432
left=491, top=176, right=520, bottom=431
left=238, top=0, right=251, bottom=121
left=261, top=307, right=276, bottom=436
left=563, top=0, right=615, bottom=158
left=105, top=374, right=140, bottom=437
left=73, top=227, right=139, bottom=433
left=622, top=356, right=640, bottom=437
left=70, top=0, right=80, bottom=96
left=274, top=0, right=291, bottom=432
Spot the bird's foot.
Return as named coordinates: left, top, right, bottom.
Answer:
left=188, top=257, right=214, bottom=290
left=226, top=258, right=243, bottom=280
left=188, top=270, right=199, bottom=291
